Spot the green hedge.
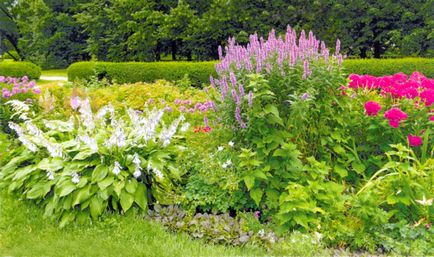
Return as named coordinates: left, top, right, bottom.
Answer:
left=67, top=58, right=433, bottom=87
left=68, top=61, right=217, bottom=87
left=344, top=58, right=434, bottom=77
left=0, top=61, right=42, bottom=80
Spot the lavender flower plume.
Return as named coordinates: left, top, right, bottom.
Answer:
left=248, top=91, right=253, bottom=108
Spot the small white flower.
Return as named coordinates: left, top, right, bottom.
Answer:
left=47, top=171, right=54, bottom=181
left=225, top=159, right=232, bottom=166
left=71, top=172, right=80, bottom=184
left=228, top=141, right=234, bottom=147
left=133, top=168, right=142, bottom=178
left=217, top=146, right=224, bottom=151
left=258, top=229, right=265, bottom=237
left=180, top=122, right=190, bottom=132
left=415, top=195, right=433, bottom=206
left=132, top=153, right=141, bottom=166
left=153, top=168, right=163, bottom=179
left=396, top=190, right=402, bottom=195
left=222, top=163, right=228, bottom=169
left=112, top=161, right=122, bottom=176
left=147, top=162, right=153, bottom=172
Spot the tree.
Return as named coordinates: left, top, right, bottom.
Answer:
left=16, top=0, right=89, bottom=68
left=0, top=0, right=21, bottom=60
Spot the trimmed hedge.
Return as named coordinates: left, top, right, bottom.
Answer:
left=68, top=61, right=217, bottom=87
left=0, top=61, right=42, bottom=80
left=344, top=58, right=434, bottom=77
left=67, top=58, right=433, bottom=87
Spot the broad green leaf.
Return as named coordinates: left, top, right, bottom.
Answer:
left=243, top=176, right=255, bottom=190
left=253, top=170, right=267, bottom=180
left=98, top=176, right=114, bottom=190
left=250, top=188, right=263, bottom=206
left=352, top=162, right=366, bottom=174
left=334, top=165, right=348, bottom=178
left=264, top=104, right=280, bottom=118
left=73, top=185, right=91, bottom=206
left=73, top=149, right=95, bottom=160
left=125, top=179, right=138, bottom=194
left=92, top=164, right=108, bottom=182
left=90, top=196, right=104, bottom=219
left=1, top=152, right=31, bottom=173
left=134, top=184, right=148, bottom=211
left=58, top=183, right=76, bottom=197
left=120, top=190, right=134, bottom=212
left=59, top=212, right=76, bottom=228
left=13, top=165, right=37, bottom=180
left=37, top=158, right=64, bottom=171
left=113, top=180, right=125, bottom=197
left=26, top=183, right=51, bottom=199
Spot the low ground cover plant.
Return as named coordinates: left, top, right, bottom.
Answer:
left=0, top=26, right=432, bottom=255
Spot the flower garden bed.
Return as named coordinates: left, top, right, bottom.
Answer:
left=0, top=27, right=432, bottom=256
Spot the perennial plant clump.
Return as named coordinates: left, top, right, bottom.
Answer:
left=1, top=76, right=41, bottom=133
left=0, top=98, right=189, bottom=225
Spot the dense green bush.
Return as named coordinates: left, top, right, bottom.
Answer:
left=0, top=61, right=42, bottom=80
left=67, top=62, right=217, bottom=87
left=344, top=58, right=434, bottom=77
left=67, top=59, right=433, bottom=86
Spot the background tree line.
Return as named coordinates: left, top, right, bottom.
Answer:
left=1, top=0, right=433, bottom=69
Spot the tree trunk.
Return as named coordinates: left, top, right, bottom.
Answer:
left=373, top=41, right=382, bottom=58
left=171, top=41, right=176, bottom=61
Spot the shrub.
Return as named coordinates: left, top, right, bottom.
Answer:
left=344, top=58, right=434, bottom=77
left=67, top=59, right=433, bottom=86
left=0, top=61, right=42, bottom=80
left=66, top=62, right=96, bottom=82
left=0, top=98, right=189, bottom=226
left=36, top=81, right=211, bottom=128
left=67, top=62, right=217, bottom=87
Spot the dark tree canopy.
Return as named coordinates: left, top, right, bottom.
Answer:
left=2, top=0, right=432, bottom=68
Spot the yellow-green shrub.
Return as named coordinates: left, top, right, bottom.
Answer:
left=67, top=62, right=217, bottom=87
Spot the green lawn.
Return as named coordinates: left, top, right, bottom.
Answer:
left=41, top=69, right=68, bottom=77
left=0, top=192, right=268, bottom=257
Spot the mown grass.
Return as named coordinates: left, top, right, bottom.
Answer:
left=0, top=192, right=269, bottom=257
left=41, top=69, right=68, bottom=77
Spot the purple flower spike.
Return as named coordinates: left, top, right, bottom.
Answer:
left=336, top=39, right=341, bottom=55
left=230, top=72, right=237, bottom=86
left=301, top=92, right=310, bottom=100
left=70, top=96, right=81, bottom=110
left=248, top=91, right=253, bottom=108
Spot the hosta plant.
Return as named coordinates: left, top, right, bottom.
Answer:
left=0, top=98, right=189, bottom=226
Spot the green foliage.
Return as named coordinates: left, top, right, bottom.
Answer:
left=344, top=58, right=434, bottom=77
left=14, top=0, right=89, bottom=69
left=67, top=61, right=217, bottom=87
left=66, top=58, right=433, bottom=87
left=149, top=205, right=278, bottom=246
left=0, top=61, right=42, bottom=79
left=0, top=192, right=268, bottom=257
left=0, top=99, right=188, bottom=225
left=357, top=144, right=433, bottom=223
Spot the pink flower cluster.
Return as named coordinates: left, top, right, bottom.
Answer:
left=1, top=76, right=40, bottom=99
left=364, top=101, right=382, bottom=116
left=356, top=71, right=434, bottom=148
left=384, top=107, right=408, bottom=128
left=175, top=99, right=216, bottom=114
left=348, top=72, right=434, bottom=106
